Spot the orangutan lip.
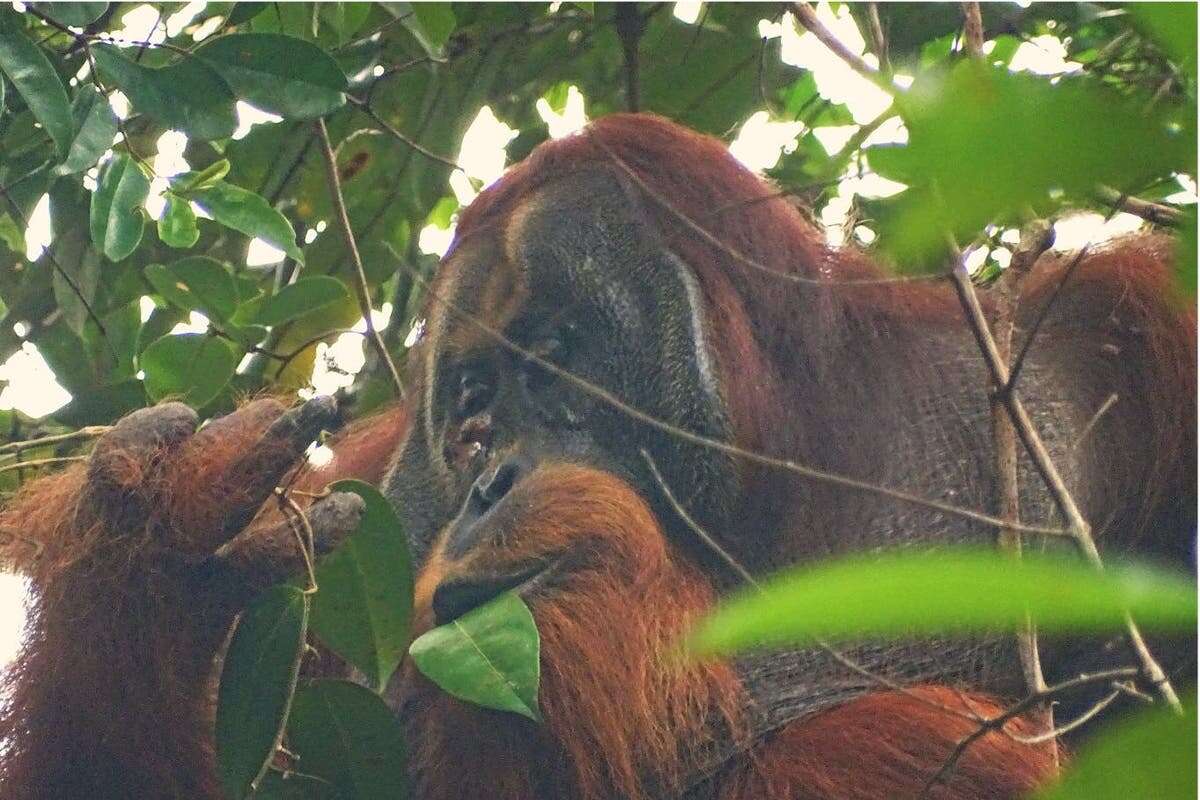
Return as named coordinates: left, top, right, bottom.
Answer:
left=431, top=561, right=552, bottom=626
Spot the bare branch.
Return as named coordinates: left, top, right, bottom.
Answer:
left=866, top=4, right=890, bottom=77
left=960, top=2, right=985, bottom=59
left=614, top=3, right=643, bottom=112
left=314, top=118, right=405, bottom=400
left=0, top=426, right=111, bottom=456
left=1094, top=185, right=1183, bottom=227
left=788, top=3, right=895, bottom=95
left=949, top=254, right=1181, bottom=712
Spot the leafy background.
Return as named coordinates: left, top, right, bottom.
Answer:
left=0, top=2, right=1194, bottom=798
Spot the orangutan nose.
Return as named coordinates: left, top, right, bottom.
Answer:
left=444, top=456, right=534, bottom=559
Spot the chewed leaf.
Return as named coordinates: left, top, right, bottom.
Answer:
left=409, top=591, right=541, bottom=721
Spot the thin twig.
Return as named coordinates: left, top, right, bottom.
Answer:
left=392, top=258, right=1069, bottom=538
left=0, top=426, right=111, bottom=456
left=315, top=118, right=405, bottom=400
left=614, top=3, right=643, bottom=112
left=1094, top=185, right=1182, bottom=226
left=587, top=131, right=946, bottom=287
left=788, top=3, right=895, bottom=95
left=1072, top=393, right=1119, bottom=451
left=919, top=668, right=1140, bottom=797
left=986, top=219, right=1057, bottom=765
left=866, top=4, right=890, bottom=77
left=276, top=490, right=318, bottom=595
left=348, top=98, right=463, bottom=171
left=0, top=456, right=87, bottom=475
left=949, top=256, right=1181, bottom=712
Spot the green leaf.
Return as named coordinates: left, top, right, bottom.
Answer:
left=251, top=276, right=349, bottom=326
left=1130, top=3, right=1197, bottom=79
left=171, top=159, right=231, bottom=193
left=216, top=585, right=309, bottom=800
left=288, top=680, right=408, bottom=799
left=1037, top=692, right=1196, bottom=800
left=308, top=480, right=413, bottom=692
left=688, top=548, right=1198, bottom=657
left=409, top=591, right=541, bottom=721
left=869, top=62, right=1193, bottom=268
left=1177, top=206, right=1197, bottom=299
left=140, top=333, right=239, bottom=407
left=92, top=43, right=237, bottom=140
left=157, top=195, right=200, bottom=248
left=187, top=180, right=304, bottom=262
left=89, top=154, right=150, bottom=262
left=0, top=14, right=74, bottom=156
left=144, top=256, right=239, bottom=322
left=194, top=33, right=347, bottom=119
left=54, top=86, right=118, bottom=176
left=29, top=3, right=108, bottom=27
left=226, top=2, right=270, bottom=27
left=408, top=3, right=453, bottom=54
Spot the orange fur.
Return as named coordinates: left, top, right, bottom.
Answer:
left=401, top=466, right=744, bottom=800
left=719, top=687, right=1059, bottom=800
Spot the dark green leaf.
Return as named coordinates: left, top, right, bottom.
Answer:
left=89, top=154, right=150, bottom=262
left=172, top=158, right=231, bottom=193
left=409, top=591, right=541, bottom=721
left=144, top=256, right=239, bottom=322
left=410, top=3, right=456, bottom=55
left=1175, top=206, right=1197, bottom=298
left=55, top=86, right=118, bottom=175
left=288, top=680, right=408, bottom=799
left=0, top=15, right=74, bottom=156
left=252, top=276, right=348, bottom=326
left=688, top=548, right=1198, bottom=656
left=194, top=33, right=347, bottom=119
left=93, top=43, right=237, bottom=140
left=308, top=480, right=413, bottom=692
left=216, top=585, right=309, bottom=800
left=188, top=180, right=304, bottom=262
left=226, top=2, right=270, bottom=27
left=140, top=333, right=239, bottom=407
left=1129, top=3, right=1197, bottom=78
left=157, top=195, right=200, bottom=248
left=30, top=3, right=108, bottom=27
left=1037, top=692, right=1196, bottom=800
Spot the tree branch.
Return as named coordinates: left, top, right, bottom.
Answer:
left=314, top=119, right=405, bottom=400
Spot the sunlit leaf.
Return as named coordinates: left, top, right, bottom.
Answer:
left=1037, top=692, right=1196, bottom=800
left=187, top=180, right=304, bottom=262
left=89, top=154, right=150, bottom=262
left=688, top=548, right=1197, bottom=656
left=157, top=195, right=200, bottom=248
left=54, top=87, right=118, bottom=176
left=140, top=333, right=239, bottom=407
left=93, top=43, right=237, bottom=140
left=216, top=585, right=309, bottom=800
left=869, top=61, right=1192, bottom=268
left=194, top=33, right=347, bottom=119
left=409, top=591, right=541, bottom=721
left=308, top=480, right=413, bottom=692
left=0, top=13, right=73, bottom=156
left=29, top=3, right=108, bottom=27
left=251, top=276, right=349, bottom=326
left=144, top=256, right=238, bottom=322
left=289, top=680, right=408, bottom=799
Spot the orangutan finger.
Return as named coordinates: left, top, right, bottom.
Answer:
left=205, top=491, right=365, bottom=605
left=217, top=395, right=342, bottom=539
left=88, top=402, right=199, bottom=493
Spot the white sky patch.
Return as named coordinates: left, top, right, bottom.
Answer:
left=1008, top=35, right=1083, bottom=76
left=146, top=130, right=190, bottom=219
left=0, top=343, right=71, bottom=418
left=673, top=1, right=703, bottom=25
left=23, top=193, right=51, bottom=263
left=140, top=296, right=156, bottom=322
left=166, top=0, right=206, bottom=37
left=0, top=573, right=28, bottom=670
left=112, top=4, right=166, bottom=45
left=775, top=5, right=892, bottom=123
left=1052, top=212, right=1145, bottom=251
left=1165, top=173, right=1199, bottom=205
left=233, top=102, right=284, bottom=141
left=246, top=238, right=286, bottom=267
left=419, top=223, right=456, bottom=257
left=191, top=13, right=225, bottom=41
left=170, top=311, right=211, bottom=335
left=729, top=111, right=804, bottom=172
left=108, top=90, right=131, bottom=120
left=449, top=106, right=519, bottom=206
left=536, top=85, right=589, bottom=139
left=307, top=443, right=335, bottom=468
